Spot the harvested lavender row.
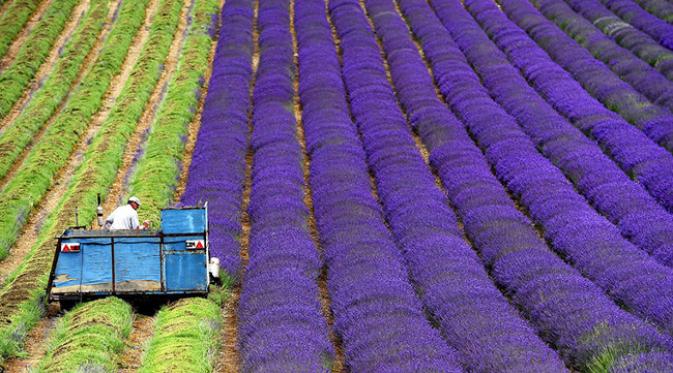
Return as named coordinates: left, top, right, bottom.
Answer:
left=236, top=0, right=334, bottom=370
left=395, top=0, right=673, bottom=369
left=181, top=0, right=253, bottom=278
left=565, top=0, right=673, bottom=69
left=333, top=0, right=566, bottom=371
left=296, top=0, right=463, bottom=370
left=430, top=0, right=673, bottom=336
left=464, top=0, right=673, bottom=267
left=596, top=0, right=673, bottom=56
left=509, top=0, right=673, bottom=153
left=491, top=0, right=673, bottom=214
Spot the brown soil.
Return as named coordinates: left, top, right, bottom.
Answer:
left=102, top=0, right=193, bottom=214
left=0, top=0, right=89, bottom=132
left=0, top=0, right=54, bottom=70
left=0, top=0, right=125, bottom=285
left=0, top=0, right=116, bottom=194
left=1, top=305, right=59, bottom=373
left=118, top=314, right=154, bottom=372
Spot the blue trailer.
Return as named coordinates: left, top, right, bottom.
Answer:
left=47, top=205, right=218, bottom=305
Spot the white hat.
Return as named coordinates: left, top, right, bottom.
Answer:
left=128, top=196, right=141, bottom=206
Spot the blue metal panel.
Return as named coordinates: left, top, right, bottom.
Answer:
left=114, top=236, right=161, bottom=291
left=161, top=209, right=205, bottom=234
left=162, top=235, right=201, bottom=251
left=81, top=237, right=113, bottom=293
left=53, top=238, right=82, bottom=293
left=164, top=252, right=207, bottom=291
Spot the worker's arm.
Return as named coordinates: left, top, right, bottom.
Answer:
left=130, top=212, right=140, bottom=230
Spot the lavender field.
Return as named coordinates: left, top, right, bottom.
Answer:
left=2, top=0, right=673, bottom=371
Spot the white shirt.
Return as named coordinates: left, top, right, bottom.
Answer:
left=105, top=204, right=140, bottom=230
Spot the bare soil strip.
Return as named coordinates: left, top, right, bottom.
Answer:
left=0, top=0, right=89, bottom=132
left=118, top=314, right=154, bottom=373
left=1, top=304, right=59, bottom=372
left=102, top=0, right=193, bottom=214
left=0, top=0, right=127, bottom=284
left=0, top=0, right=53, bottom=70
left=0, top=0, right=115, bottom=194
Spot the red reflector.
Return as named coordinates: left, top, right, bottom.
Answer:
left=186, top=240, right=205, bottom=249
left=61, top=243, right=80, bottom=253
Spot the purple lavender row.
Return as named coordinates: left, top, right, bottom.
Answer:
left=633, top=0, right=673, bottom=23
left=296, top=0, right=463, bottom=370
left=181, top=0, right=253, bottom=277
left=488, top=0, right=673, bottom=217
left=392, top=0, right=673, bottom=369
left=511, top=0, right=673, bottom=154
left=333, top=0, right=566, bottom=371
left=566, top=0, right=673, bottom=70
left=236, top=0, right=333, bottom=370
left=463, top=0, right=673, bottom=268
left=547, top=0, right=673, bottom=112
left=598, top=0, right=673, bottom=56
left=561, top=0, right=673, bottom=89
left=429, top=0, right=673, bottom=336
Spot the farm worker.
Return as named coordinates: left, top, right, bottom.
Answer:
left=104, top=196, right=150, bottom=230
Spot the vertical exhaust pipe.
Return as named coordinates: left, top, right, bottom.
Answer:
left=97, top=193, right=104, bottom=228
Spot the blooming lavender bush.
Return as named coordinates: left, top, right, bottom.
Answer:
left=298, top=0, right=464, bottom=370
left=181, top=0, right=254, bottom=278
left=334, top=0, right=566, bottom=371
left=500, top=0, right=673, bottom=154
left=235, top=1, right=334, bottom=370
left=484, top=0, right=673, bottom=215
left=463, top=0, right=673, bottom=268
left=429, top=0, right=673, bottom=339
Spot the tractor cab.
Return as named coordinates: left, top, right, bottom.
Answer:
left=47, top=204, right=219, bottom=306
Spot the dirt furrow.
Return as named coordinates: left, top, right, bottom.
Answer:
left=1, top=305, right=59, bottom=372
left=102, top=0, right=193, bottom=214
left=0, top=0, right=157, bottom=284
left=0, top=0, right=116, bottom=194
left=0, top=0, right=89, bottom=132
left=118, top=314, right=154, bottom=373
left=0, top=0, right=53, bottom=70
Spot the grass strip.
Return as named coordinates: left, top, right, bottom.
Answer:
left=35, top=297, right=133, bottom=373
left=138, top=298, right=222, bottom=373
left=0, top=0, right=143, bottom=261
left=0, top=0, right=79, bottom=118
left=129, top=0, right=219, bottom=225
left=0, top=0, right=107, bottom=180
left=0, top=0, right=42, bottom=60
left=0, top=0, right=157, bottom=362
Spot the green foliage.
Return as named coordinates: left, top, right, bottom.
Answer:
left=0, top=0, right=140, bottom=261
left=0, top=0, right=106, bottom=176
left=130, top=0, right=220, bottom=226
left=36, top=297, right=133, bottom=373
left=0, top=0, right=79, bottom=118
left=139, top=298, right=222, bottom=373
left=0, top=0, right=42, bottom=60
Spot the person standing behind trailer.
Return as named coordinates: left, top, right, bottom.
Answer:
left=104, top=196, right=150, bottom=230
